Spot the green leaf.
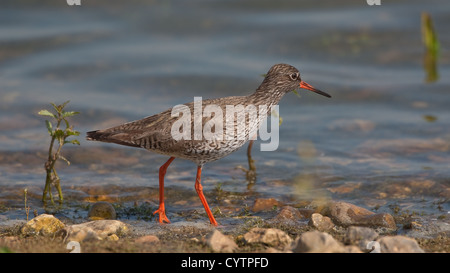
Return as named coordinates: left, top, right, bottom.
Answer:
left=292, top=89, right=302, bottom=98
left=421, top=12, right=440, bottom=83
left=62, top=111, right=80, bottom=118
left=38, top=110, right=56, bottom=118
left=50, top=103, right=60, bottom=113
left=65, top=128, right=80, bottom=137
left=51, top=101, right=70, bottom=114
left=63, top=118, right=70, bottom=129
left=61, top=100, right=70, bottom=109
left=45, top=120, right=53, bottom=135
left=271, top=109, right=283, bottom=126
left=64, top=139, right=80, bottom=145
left=422, top=12, right=440, bottom=55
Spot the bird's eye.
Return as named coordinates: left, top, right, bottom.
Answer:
left=289, top=73, right=299, bottom=81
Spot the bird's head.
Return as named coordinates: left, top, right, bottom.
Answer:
left=259, top=63, right=331, bottom=98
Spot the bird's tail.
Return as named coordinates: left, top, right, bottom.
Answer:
left=86, top=130, right=141, bottom=148
left=86, top=130, right=102, bottom=141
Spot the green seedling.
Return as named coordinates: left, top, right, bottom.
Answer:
left=421, top=12, right=440, bottom=83
left=38, top=101, right=80, bottom=205
left=24, top=188, right=30, bottom=221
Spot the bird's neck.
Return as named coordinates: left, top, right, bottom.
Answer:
left=249, top=85, right=285, bottom=107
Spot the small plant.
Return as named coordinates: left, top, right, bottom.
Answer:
left=212, top=207, right=223, bottom=218
left=214, top=182, right=224, bottom=202
left=421, top=12, right=440, bottom=83
left=38, top=101, right=80, bottom=205
left=24, top=188, right=30, bottom=221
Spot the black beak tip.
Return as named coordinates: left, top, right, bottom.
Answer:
left=316, top=89, right=332, bottom=98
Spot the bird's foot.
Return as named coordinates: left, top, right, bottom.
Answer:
left=153, top=207, right=171, bottom=224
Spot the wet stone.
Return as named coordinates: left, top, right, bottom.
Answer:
left=345, top=226, right=379, bottom=251
left=205, top=229, right=238, bottom=253
left=363, top=213, right=397, bottom=230
left=377, top=236, right=424, bottom=253
left=251, top=198, right=283, bottom=212
left=292, top=231, right=344, bottom=253
left=403, top=220, right=423, bottom=230
left=21, top=214, right=65, bottom=237
left=63, top=227, right=101, bottom=242
left=298, top=208, right=315, bottom=218
left=309, top=213, right=334, bottom=232
left=440, top=187, right=450, bottom=198
left=403, top=214, right=450, bottom=238
left=272, top=206, right=304, bottom=222
left=60, top=220, right=128, bottom=243
left=243, top=228, right=293, bottom=249
left=320, top=201, right=396, bottom=230
left=88, top=201, right=117, bottom=220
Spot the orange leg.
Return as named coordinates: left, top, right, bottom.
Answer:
left=195, top=165, right=218, bottom=226
left=153, top=157, right=175, bottom=224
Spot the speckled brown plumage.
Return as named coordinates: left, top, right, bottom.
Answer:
left=86, top=63, right=331, bottom=226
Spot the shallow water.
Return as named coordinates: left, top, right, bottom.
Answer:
left=0, top=0, right=449, bottom=229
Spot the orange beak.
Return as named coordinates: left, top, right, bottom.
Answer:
left=300, top=81, right=331, bottom=98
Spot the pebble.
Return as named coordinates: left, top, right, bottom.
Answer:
left=21, top=214, right=65, bottom=237
left=60, top=220, right=128, bottom=242
left=345, top=226, right=379, bottom=251
left=320, top=201, right=396, bottom=229
left=243, top=228, right=293, bottom=249
left=440, top=187, right=450, bottom=198
left=403, top=220, right=423, bottom=230
left=88, top=201, right=117, bottom=220
left=308, top=213, right=334, bottom=232
left=251, top=198, right=283, bottom=212
left=63, top=226, right=100, bottom=242
left=291, top=231, right=345, bottom=253
left=298, top=208, right=315, bottom=218
left=272, top=206, right=304, bottom=222
left=377, top=235, right=424, bottom=253
left=401, top=218, right=450, bottom=239
left=205, top=229, right=238, bottom=253
left=135, top=235, right=160, bottom=244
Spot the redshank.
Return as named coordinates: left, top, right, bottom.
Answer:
left=86, top=63, right=331, bottom=226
